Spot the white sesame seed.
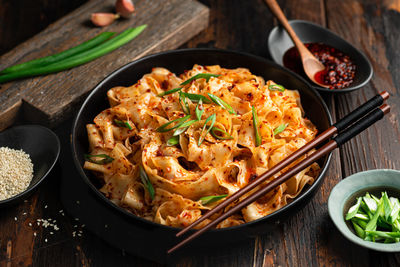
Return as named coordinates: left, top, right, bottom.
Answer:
left=14, top=217, right=17, bottom=221
left=44, top=205, right=48, bottom=209
left=23, top=212, right=27, bottom=215
left=50, top=232, right=53, bottom=235
left=76, top=200, right=80, bottom=204
left=75, top=218, right=79, bottom=221
left=33, top=232, right=37, bottom=236
left=28, top=223, right=32, bottom=226
left=0, top=147, right=33, bottom=201
left=45, top=238, right=47, bottom=242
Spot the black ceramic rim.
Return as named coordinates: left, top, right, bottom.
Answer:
left=0, top=125, right=61, bottom=205
left=267, top=19, right=373, bottom=93
left=72, top=48, right=333, bottom=233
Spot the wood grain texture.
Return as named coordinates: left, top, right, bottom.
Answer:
left=0, top=0, right=209, bottom=130
left=1, top=0, right=400, bottom=266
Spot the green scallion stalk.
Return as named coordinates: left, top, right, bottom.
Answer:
left=172, top=120, right=197, bottom=136
left=268, top=84, right=285, bottom=92
left=207, top=93, right=236, bottom=115
left=252, top=106, right=261, bottom=147
left=179, top=91, right=190, bottom=114
left=84, top=154, right=114, bottom=164
left=195, top=99, right=204, bottom=121
left=114, top=119, right=133, bottom=130
left=199, top=194, right=228, bottom=205
left=210, top=126, right=233, bottom=140
left=198, top=114, right=216, bottom=146
left=179, top=92, right=211, bottom=104
left=180, top=73, right=220, bottom=86
left=167, top=136, right=179, bottom=146
left=0, top=32, right=116, bottom=75
left=158, top=87, right=182, bottom=97
left=139, top=165, right=155, bottom=200
left=273, top=123, right=288, bottom=136
left=156, top=115, right=191, bottom=132
left=0, top=25, right=147, bottom=84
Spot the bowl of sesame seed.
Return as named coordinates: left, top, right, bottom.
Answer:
left=0, top=125, right=60, bottom=207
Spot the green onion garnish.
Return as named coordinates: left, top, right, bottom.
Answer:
left=346, top=191, right=400, bottom=243
left=0, top=32, right=116, bottom=75
left=114, top=119, right=133, bottom=130
left=207, top=93, right=236, bottom=115
left=156, top=115, right=191, bottom=132
left=252, top=106, right=261, bottom=147
left=179, top=92, right=211, bottom=103
left=178, top=92, right=190, bottom=114
left=198, top=114, right=216, bottom=146
left=199, top=194, right=228, bottom=205
left=84, top=154, right=114, bottom=165
left=0, top=25, right=147, bottom=84
left=268, top=84, right=285, bottom=92
left=180, top=73, right=221, bottom=86
left=273, top=123, right=288, bottom=136
left=210, top=126, right=233, bottom=140
left=158, top=87, right=182, bottom=97
left=172, top=120, right=197, bottom=136
left=195, top=99, right=204, bottom=121
left=139, top=165, right=155, bottom=200
left=167, top=136, right=179, bottom=146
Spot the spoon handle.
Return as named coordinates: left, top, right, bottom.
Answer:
left=264, top=0, right=310, bottom=57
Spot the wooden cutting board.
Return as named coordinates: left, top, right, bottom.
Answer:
left=0, top=0, right=209, bottom=130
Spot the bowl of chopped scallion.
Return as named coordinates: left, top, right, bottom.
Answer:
left=328, top=169, right=400, bottom=252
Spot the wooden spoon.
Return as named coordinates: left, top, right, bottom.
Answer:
left=265, top=0, right=329, bottom=88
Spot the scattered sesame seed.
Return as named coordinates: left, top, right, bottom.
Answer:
left=44, top=205, right=48, bottom=209
left=45, top=239, right=47, bottom=242
left=76, top=200, right=80, bottom=204
left=14, top=217, right=17, bottom=221
left=34, top=232, right=37, bottom=236
left=28, top=223, right=32, bottom=226
left=23, top=212, right=27, bottom=215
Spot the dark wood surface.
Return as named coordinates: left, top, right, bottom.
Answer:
left=0, top=0, right=208, bottom=131
left=1, top=0, right=400, bottom=266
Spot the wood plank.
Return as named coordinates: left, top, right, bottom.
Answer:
left=0, top=0, right=209, bottom=130
left=325, top=1, right=400, bottom=266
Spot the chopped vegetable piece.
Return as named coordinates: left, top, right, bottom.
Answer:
left=210, top=126, right=234, bottom=140
left=84, top=154, right=114, bottom=164
left=114, top=119, right=133, bottom=130
left=390, top=197, right=400, bottom=223
left=179, top=92, right=190, bottom=114
left=195, top=99, right=204, bottom=121
left=365, top=199, right=383, bottom=231
left=268, top=84, right=285, bottom=92
left=273, top=123, right=288, bottom=136
left=0, top=32, right=116, bottom=75
left=353, top=212, right=369, bottom=221
left=352, top=218, right=367, bottom=229
left=158, top=87, right=182, bottom=97
left=352, top=221, right=365, bottom=239
left=199, top=194, right=228, bottom=205
left=167, top=136, right=179, bottom=146
left=365, top=230, right=400, bottom=239
left=198, top=114, right=216, bottom=146
left=180, top=73, right=220, bottom=86
left=252, top=106, right=261, bottom=147
left=173, top=120, right=197, bottom=136
left=346, top=197, right=362, bottom=220
left=0, top=25, right=147, bottom=84
left=156, top=115, right=191, bottom=132
left=363, top=194, right=378, bottom=213
left=139, top=165, right=155, bottom=200
left=179, top=92, right=211, bottom=103
left=382, top=192, right=392, bottom=221
left=207, top=93, right=236, bottom=115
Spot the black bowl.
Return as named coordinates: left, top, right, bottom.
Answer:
left=0, top=125, right=60, bottom=207
left=268, top=20, right=373, bottom=93
left=71, top=48, right=332, bottom=262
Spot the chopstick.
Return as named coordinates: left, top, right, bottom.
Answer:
left=168, top=101, right=390, bottom=254
left=176, top=91, right=389, bottom=238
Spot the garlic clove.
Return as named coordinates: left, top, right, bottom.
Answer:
left=115, top=0, right=135, bottom=18
left=91, top=13, right=120, bottom=27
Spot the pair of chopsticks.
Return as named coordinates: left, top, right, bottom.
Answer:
left=168, top=91, right=390, bottom=254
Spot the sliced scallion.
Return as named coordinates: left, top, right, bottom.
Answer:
left=210, top=126, right=233, bottom=140
left=199, top=194, right=228, bottom=205
left=273, top=123, right=288, bottom=136
left=179, top=92, right=211, bottom=104
left=252, top=106, right=261, bottom=147
left=139, top=165, right=155, bottom=200
left=198, top=114, right=216, bottom=146
left=178, top=92, right=190, bottom=114
left=180, top=73, right=220, bottom=86
left=195, top=99, right=204, bottom=121
left=268, top=84, right=285, bottom=92
left=114, top=119, right=133, bottom=130
left=172, top=120, right=197, bottom=136
left=158, top=87, right=182, bottom=97
left=156, top=115, right=191, bottom=132
left=167, top=136, right=180, bottom=146
left=207, top=93, right=236, bottom=115
left=84, top=154, right=114, bottom=164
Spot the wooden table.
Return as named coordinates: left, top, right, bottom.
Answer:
left=1, top=0, right=400, bottom=266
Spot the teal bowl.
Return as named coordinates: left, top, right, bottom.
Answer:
left=328, top=169, right=400, bottom=252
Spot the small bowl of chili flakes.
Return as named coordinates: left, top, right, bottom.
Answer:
left=268, top=20, right=373, bottom=93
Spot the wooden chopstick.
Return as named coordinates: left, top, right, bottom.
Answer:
left=176, top=91, right=389, bottom=238
left=167, top=102, right=390, bottom=254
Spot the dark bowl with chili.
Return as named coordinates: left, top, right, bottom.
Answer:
left=71, top=48, right=333, bottom=262
left=268, top=20, right=373, bottom=93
